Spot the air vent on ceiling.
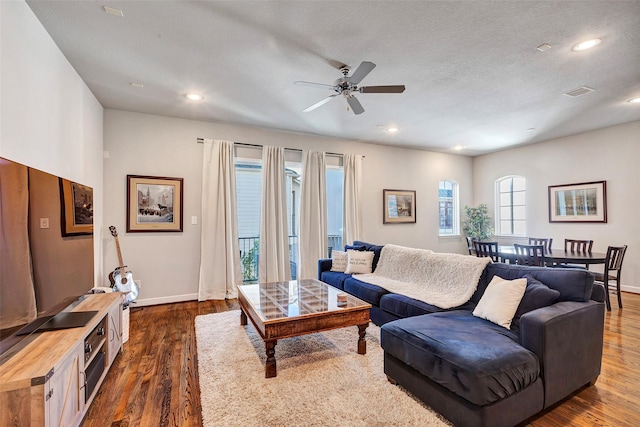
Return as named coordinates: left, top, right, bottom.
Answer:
left=564, top=86, right=595, bottom=98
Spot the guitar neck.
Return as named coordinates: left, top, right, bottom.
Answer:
left=114, top=236, right=126, bottom=270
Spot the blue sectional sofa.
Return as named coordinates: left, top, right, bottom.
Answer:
left=318, top=242, right=606, bottom=427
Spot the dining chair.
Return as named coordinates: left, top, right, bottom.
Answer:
left=466, top=236, right=476, bottom=256
left=513, top=243, right=546, bottom=267
left=561, top=238, right=595, bottom=269
left=593, top=245, right=627, bottom=311
left=473, top=241, right=500, bottom=262
left=528, top=237, right=553, bottom=254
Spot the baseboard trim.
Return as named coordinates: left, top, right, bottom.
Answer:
left=134, top=293, right=198, bottom=307
left=620, top=285, right=640, bottom=295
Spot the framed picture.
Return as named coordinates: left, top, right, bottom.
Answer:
left=383, top=189, right=416, bottom=224
left=126, top=175, right=184, bottom=232
left=548, top=181, right=607, bottom=223
left=59, top=178, right=94, bottom=236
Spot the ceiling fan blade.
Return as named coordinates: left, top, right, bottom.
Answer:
left=303, top=94, right=338, bottom=112
left=359, top=85, right=406, bottom=94
left=346, top=95, right=365, bottom=115
left=294, top=81, right=336, bottom=90
left=348, top=61, right=376, bottom=84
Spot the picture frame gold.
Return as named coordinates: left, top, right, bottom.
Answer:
left=126, top=175, right=183, bottom=232
left=59, top=178, right=93, bottom=236
left=548, top=181, right=607, bottom=223
left=383, top=189, right=416, bottom=224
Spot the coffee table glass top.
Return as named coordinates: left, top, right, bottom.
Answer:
left=238, top=279, right=370, bottom=322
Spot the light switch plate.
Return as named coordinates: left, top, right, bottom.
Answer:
left=40, top=218, right=50, bottom=229
left=191, top=216, right=198, bottom=225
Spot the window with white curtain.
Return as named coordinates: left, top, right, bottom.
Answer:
left=495, top=175, right=526, bottom=236
left=326, top=163, right=344, bottom=255
left=438, top=180, right=459, bottom=235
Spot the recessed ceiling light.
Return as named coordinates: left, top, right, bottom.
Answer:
left=572, top=38, right=601, bottom=51
left=129, top=82, right=144, bottom=88
left=536, top=43, right=551, bottom=52
left=103, top=6, right=124, bottom=17
left=453, top=145, right=463, bottom=151
left=186, top=93, right=204, bottom=101
left=628, top=97, right=640, bottom=104
left=526, top=128, right=536, bottom=131
left=386, top=127, right=398, bottom=133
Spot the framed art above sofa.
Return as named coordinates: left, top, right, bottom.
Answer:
left=383, top=189, right=416, bottom=224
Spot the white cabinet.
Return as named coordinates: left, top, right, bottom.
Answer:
left=46, top=344, right=84, bottom=427
left=107, top=301, right=123, bottom=366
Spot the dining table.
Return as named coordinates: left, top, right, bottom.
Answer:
left=497, top=245, right=607, bottom=265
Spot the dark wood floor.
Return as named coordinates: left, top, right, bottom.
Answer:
left=82, top=292, right=640, bottom=427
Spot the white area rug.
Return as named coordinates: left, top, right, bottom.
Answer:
left=195, top=311, right=450, bottom=427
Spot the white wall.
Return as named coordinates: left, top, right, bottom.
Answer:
left=473, top=121, right=640, bottom=293
left=0, top=0, right=104, bottom=284
left=103, top=109, right=473, bottom=305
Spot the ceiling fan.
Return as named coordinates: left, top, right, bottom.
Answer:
left=294, top=61, right=405, bottom=115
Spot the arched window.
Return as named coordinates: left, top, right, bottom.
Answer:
left=438, top=180, right=459, bottom=235
left=495, top=176, right=526, bottom=236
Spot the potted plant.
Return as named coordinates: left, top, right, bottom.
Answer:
left=462, top=203, right=494, bottom=241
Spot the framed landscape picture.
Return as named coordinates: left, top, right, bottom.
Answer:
left=383, top=189, right=416, bottom=224
left=548, top=181, right=607, bottom=223
left=59, top=178, right=94, bottom=236
left=126, top=175, right=184, bottom=232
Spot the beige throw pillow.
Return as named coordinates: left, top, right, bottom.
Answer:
left=345, top=250, right=374, bottom=274
left=472, top=275, right=527, bottom=329
left=330, top=251, right=348, bottom=272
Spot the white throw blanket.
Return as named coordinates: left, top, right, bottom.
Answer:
left=354, top=244, right=491, bottom=309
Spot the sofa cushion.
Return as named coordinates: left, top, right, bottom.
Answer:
left=344, top=277, right=389, bottom=305
left=380, top=311, right=540, bottom=406
left=511, top=274, right=561, bottom=333
left=320, top=271, right=351, bottom=291
left=344, top=244, right=366, bottom=252
left=472, top=275, right=527, bottom=329
left=379, top=293, right=447, bottom=318
left=345, top=250, right=374, bottom=274
left=479, top=263, right=594, bottom=303
left=352, top=241, right=384, bottom=271
left=330, top=251, right=348, bottom=272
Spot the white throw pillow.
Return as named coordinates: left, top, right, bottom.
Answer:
left=330, top=251, right=348, bottom=272
left=472, top=275, right=527, bottom=329
left=345, top=250, right=374, bottom=274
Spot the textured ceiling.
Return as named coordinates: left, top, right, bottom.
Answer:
left=25, top=1, right=640, bottom=156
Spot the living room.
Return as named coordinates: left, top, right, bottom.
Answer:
left=2, top=1, right=639, bottom=426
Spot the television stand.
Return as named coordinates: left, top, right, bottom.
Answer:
left=0, top=293, right=123, bottom=427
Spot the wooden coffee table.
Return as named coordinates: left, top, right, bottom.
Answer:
left=237, top=278, right=372, bottom=378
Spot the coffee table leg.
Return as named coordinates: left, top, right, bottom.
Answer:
left=357, top=324, right=367, bottom=355
left=265, top=340, right=277, bottom=378
left=240, top=309, right=247, bottom=326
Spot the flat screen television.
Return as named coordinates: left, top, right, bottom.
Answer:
left=0, top=157, right=95, bottom=358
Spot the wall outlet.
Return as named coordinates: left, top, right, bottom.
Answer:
left=39, top=218, right=49, bottom=229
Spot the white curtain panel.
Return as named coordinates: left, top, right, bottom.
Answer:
left=343, top=154, right=364, bottom=246
left=299, top=151, right=327, bottom=279
left=198, top=140, right=243, bottom=300
left=0, top=160, right=37, bottom=329
left=259, top=146, right=291, bottom=282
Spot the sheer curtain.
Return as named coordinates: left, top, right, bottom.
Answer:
left=343, top=154, right=363, bottom=246
left=259, top=146, right=291, bottom=282
left=0, top=160, right=37, bottom=329
left=299, top=151, right=327, bottom=279
left=198, top=140, right=243, bottom=300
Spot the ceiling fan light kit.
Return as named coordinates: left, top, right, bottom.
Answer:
left=295, top=61, right=405, bottom=115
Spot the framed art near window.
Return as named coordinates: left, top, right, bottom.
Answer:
left=60, top=178, right=94, bottom=236
left=383, top=189, right=416, bottom=224
left=548, top=181, right=607, bottom=223
left=127, top=175, right=184, bottom=232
